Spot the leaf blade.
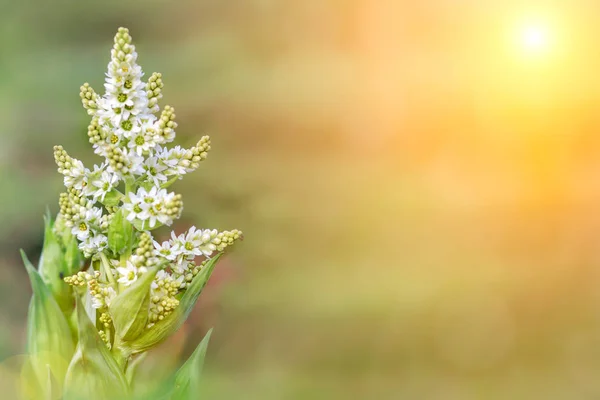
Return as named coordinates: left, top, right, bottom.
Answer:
left=171, top=329, right=213, bottom=400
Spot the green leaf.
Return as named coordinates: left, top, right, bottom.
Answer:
left=171, top=329, right=213, bottom=400
left=101, top=189, right=124, bottom=207
left=137, top=180, right=154, bottom=192
left=63, top=296, right=130, bottom=400
left=126, top=254, right=222, bottom=354
left=131, top=218, right=164, bottom=231
left=110, top=267, right=158, bottom=342
left=22, top=250, right=75, bottom=397
left=160, top=176, right=180, bottom=190
left=125, top=353, right=147, bottom=385
left=38, top=212, right=73, bottom=311
left=64, top=232, right=83, bottom=276
left=108, top=209, right=133, bottom=255
left=45, top=364, right=61, bottom=400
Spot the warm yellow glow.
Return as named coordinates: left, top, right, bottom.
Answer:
left=521, top=25, right=549, bottom=52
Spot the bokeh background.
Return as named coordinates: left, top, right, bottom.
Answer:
left=2, top=0, right=600, bottom=398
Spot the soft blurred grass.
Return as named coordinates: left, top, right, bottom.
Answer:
left=3, top=1, right=600, bottom=399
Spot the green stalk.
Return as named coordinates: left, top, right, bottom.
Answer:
left=99, top=252, right=117, bottom=288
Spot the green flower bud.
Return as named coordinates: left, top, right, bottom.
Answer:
left=170, top=329, right=212, bottom=400
left=108, top=209, right=133, bottom=255
left=110, top=267, right=158, bottom=344
left=63, top=297, right=129, bottom=400
left=125, top=253, right=222, bottom=354
left=22, top=250, right=75, bottom=398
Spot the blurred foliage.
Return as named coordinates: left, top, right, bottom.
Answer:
left=3, top=0, right=600, bottom=399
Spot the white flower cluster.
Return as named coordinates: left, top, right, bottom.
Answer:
left=54, top=28, right=214, bottom=256
left=58, top=28, right=242, bottom=326
left=154, top=227, right=242, bottom=273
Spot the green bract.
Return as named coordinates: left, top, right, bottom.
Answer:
left=63, top=297, right=129, bottom=400
left=20, top=26, right=243, bottom=400
left=22, top=250, right=75, bottom=397
left=126, top=254, right=221, bottom=354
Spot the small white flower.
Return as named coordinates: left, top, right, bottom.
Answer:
left=123, top=188, right=150, bottom=223
left=172, top=274, right=185, bottom=289
left=180, top=226, right=204, bottom=257
left=71, top=207, right=102, bottom=241
left=126, top=186, right=178, bottom=228
left=78, top=233, right=108, bottom=257
left=63, top=159, right=91, bottom=192
left=71, top=219, right=90, bottom=240
left=91, top=170, right=119, bottom=201
left=143, top=156, right=168, bottom=186
left=171, top=258, right=192, bottom=275
left=116, top=261, right=140, bottom=286
left=104, top=287, right=117, bottom=307
left=121, top=95, right=148, bottom=121
left=96, top=98, right=126, bottom=127
left=153, top=239, right=179, bottom=261
left=115, top=117, right=142, bottom=139
left=136, top=186, right=161, bottom=227
left=91, top=295, right=103, bottom=309
left=152, top=269, right=167, bottom=290
left=128, top=120, right=158, bottom=155
left=126, top=149, right=146, bottom=176
left=174, top=226, right=219, bottom=258
left=157, top=145, right=188, bottom=176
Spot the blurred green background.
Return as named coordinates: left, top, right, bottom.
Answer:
left=3, top=0, right=600, bottom=398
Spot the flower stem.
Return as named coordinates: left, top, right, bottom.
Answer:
left=99, top=252, right=117, bottom=287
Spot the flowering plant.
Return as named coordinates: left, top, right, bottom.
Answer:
left=20, top=27, right=242, bottom=399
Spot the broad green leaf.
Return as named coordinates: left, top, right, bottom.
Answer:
left=101, top=189, right=124, bottom=207
left=22, top=250, right=75, bottom=397
left=126, top=254, right=222, bottom=354
left=108, top=209, right=133, bottom=255
left=63, top=296, right=129, bottom=400
left=110, top=267, right=158, bottom=342
left=171, top=329, right=213, bottom=400
left=38, top=212, right=72, bottom=311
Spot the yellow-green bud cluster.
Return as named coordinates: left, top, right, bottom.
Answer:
left=87, top=118, right=106, bottom=147
left=148, top=294, right=179, bottom=327
left=214, top=229, right=243, bottom=252
left=99, top=312, right=112, bottom=328
left=133, top=232, right=155, bottom=267
left=112, top=27, right=134, bottom=62
left=163, top=193, right=183, bottom=221
left=79, top=83, right=98, bottom=115
left=106, top=145, right=132, bottom=175
left=180, top=261, right=203, bottom=288
left=58, top=189, right=91, bottom=227
left=187, top=136, right=211, bottom=169
left=64, top=270, right=100, bottom=286
left=99, top=213, right=113, bottom=231
left=87, top=278, right=102, bottom=304
left=157, top=105, right=177, bottom=142
left=53, top=145, right=74, bottom=175
left=98, top=330, right=111, bottom=348
left=146, top=72, right=163, bottom=111
left=87, top=279, right=116, bottom=310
